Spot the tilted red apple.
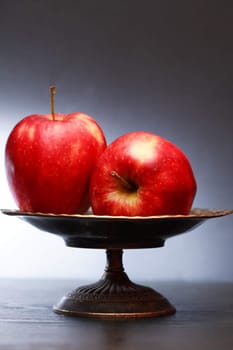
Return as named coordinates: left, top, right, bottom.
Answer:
left=5, top=87, right=107, bottom=214
left=90, top=131, right=197, bottom=216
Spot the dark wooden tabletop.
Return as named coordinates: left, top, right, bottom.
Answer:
left=0, top=279, right=233, bottom=349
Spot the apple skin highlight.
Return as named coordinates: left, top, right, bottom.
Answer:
left=5, top=113, right=106, bottom=214
left=90, top=131, right=197, bottom=216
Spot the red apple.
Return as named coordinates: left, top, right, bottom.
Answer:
left=90, top=131, right=197, bottom=216
left=5, top=89, right=106, bottom=214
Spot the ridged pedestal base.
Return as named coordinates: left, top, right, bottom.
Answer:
left=53, top=250, right=176, bottom=318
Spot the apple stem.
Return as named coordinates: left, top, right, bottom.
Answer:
left=111, top=171, right=137, bottom=192
left=50, top=86, right=56, bottom=120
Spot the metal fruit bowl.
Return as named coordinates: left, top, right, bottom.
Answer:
left=2, top=208, right=233, bottom=319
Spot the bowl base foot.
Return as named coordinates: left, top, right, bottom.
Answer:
left=53, top=282, right=176, bottom=318
left=53, top=249, right=176, bottom=318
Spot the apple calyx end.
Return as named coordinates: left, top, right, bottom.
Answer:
left=110, top=171, right=138, bottom=193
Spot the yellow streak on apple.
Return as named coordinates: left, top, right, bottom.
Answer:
left=16, top=123, right=27, bottom=138
left=27, top=125, right=36, bottom=140
left=17, top=123, right=36, bottom=140
left=129, top=138, right=158, bottom=163
left=105, top=190, right=139, bottom=209
left=77, top=113, right=104, bottom=145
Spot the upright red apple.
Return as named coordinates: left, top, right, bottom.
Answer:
left=5, top=89, right=106, bottom=214
left=90, top=131, right=197, bottom=216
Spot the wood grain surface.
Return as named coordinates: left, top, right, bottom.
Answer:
left=0, top=279, right=233, bottom=349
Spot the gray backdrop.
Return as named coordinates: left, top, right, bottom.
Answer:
left=0, top=0, right=232, bottom=281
